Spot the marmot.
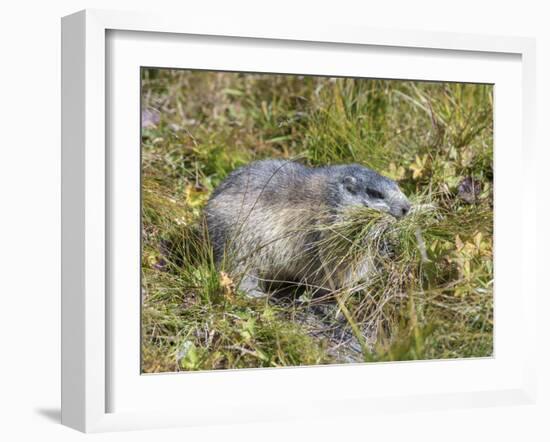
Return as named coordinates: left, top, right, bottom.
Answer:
left=205, top=160, right=411, bottom=297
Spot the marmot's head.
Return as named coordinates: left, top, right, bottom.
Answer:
left=335, top=164, right=411, bottom=218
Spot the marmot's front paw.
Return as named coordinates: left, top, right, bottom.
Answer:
left=244, top=288, right=268, bottom=298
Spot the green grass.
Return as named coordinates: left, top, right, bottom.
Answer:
left=140, top=69, right=493, bottom=372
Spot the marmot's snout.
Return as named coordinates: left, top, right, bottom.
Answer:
left=390, top=196, right=412, bottom=219
left=341, top=164, right=411, bottom=220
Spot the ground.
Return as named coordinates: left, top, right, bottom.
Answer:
left=140, top=69, right=493, bottom=372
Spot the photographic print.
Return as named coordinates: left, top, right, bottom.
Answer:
left=140, top=69, right=493, bottom=373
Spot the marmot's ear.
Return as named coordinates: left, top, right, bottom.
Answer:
left=343, top=175, right=357, bottom=193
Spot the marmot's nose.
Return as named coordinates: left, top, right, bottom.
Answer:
left=394, top=201, right=411, bottom=218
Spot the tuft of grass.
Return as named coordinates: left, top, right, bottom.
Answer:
left=311, top=194, right=492, bottom=362
left=141, top=69, right=493, bottom=371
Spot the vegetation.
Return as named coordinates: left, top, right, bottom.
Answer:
left=141, top=69, right=493, bottom=372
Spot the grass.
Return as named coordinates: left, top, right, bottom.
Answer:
left=140, top=69, right=493, bottom=372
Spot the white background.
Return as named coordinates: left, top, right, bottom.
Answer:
left=0, top=1, right=548, bottom=441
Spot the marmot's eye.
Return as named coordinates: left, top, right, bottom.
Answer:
left=366, top=188, right=384, bottom=199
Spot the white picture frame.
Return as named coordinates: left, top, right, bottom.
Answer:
left=61, top=9, right=537, bottom=433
